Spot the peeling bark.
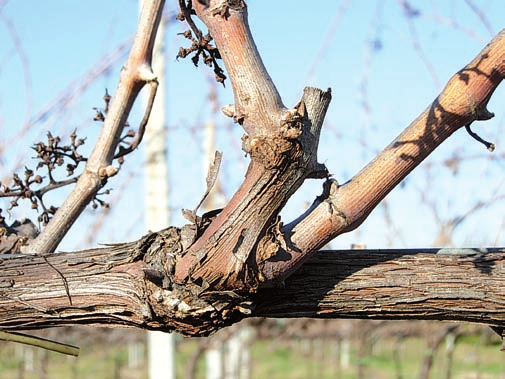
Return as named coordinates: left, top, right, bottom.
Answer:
left=173, top=2, right=505, bottom=293
left=1, top=0, right=505, bottom=337
left=0, top=228, right=251, bottom=337
left=255, top=248, right=505, bottom=327
left=2, top=245, right=505, bottom=336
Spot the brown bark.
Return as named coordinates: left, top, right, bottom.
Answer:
left=254, top=248, right=505, bottom=325
left=0, top=228, right=251, bottom=337
left=173, top=86, right=331, bottom=291
left=193, top=0, right=284, bottom=136
left=173, top=0, right=334, bottom=292
left=262, top=28, right=505, bottom=283
left=171, top=1, right=505, bottom=293
left=1, top=0, right=505, bottom=337
left=2, top=245, right=505, bottom=336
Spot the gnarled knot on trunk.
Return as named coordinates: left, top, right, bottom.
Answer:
left=145, top=279, right=253, bottom=336
left=242, top=135, right=302, bottom=170
left=139, top=226, right=254, bottom=336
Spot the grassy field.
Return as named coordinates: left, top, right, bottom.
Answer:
left=0, top=325, right=503, bottom=379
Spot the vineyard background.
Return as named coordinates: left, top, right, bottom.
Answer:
left=1, top=1, right=505, bottom=378
left=0, top=320, right=502, bottom=379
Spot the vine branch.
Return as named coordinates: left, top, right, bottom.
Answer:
left=26, top=0, right=165, bottom=255
left=261, top=29, right=505, bottom=284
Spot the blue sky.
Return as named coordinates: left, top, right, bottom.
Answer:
left=1, top=1, right=504, bottom=251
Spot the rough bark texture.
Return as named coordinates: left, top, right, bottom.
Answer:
left=262, top=28, right=505, bottom=283
left=1, top=0, right=505, bottom=337
left=172, top=0, right=333, bottom=292
left=2, top=244, right=505, bottom=337
left=0, top=228, right=251, bottom=337
left=173, top=86, right=331, bottom=291
left=172, top=0, right=505, bottom=293
left=255, top=248, right=505, bottom=326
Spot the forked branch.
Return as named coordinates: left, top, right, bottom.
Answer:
left=1, top=1, right=505, bottom=339
left=173, top=0, right=505, bottom=294
left=173, top=1, right=331, bottom=291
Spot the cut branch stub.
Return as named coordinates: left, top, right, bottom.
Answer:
left=175, top=2, right=334, bottom=293
left=173, top=87, right=331, bottom=291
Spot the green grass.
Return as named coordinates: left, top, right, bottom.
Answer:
left=0, top=327, right=504, bottom=379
